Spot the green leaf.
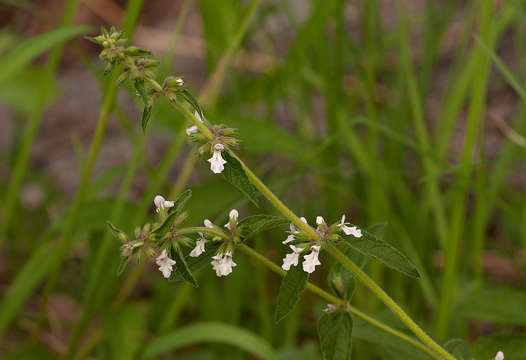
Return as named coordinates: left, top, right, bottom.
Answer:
left=339, top=230, right=420, bottom=279
left=275, top=264, right=308, bottom=323
left=178, top=88, right=203, bottom=118
left=237, top=215, right=287, bottom=240
left=0, top=25, right=90, bottom=85
left=444, top=339, right=472, bottom=360
left=171, top=242, right=222, bottom=282
left=167, top=189, right=192, bottom=217
left=459, top=287, right=526, bottom=326
left=472, top=333, right=526, bottom=360
left=142, top=322, right=278, bottom=359
left=117, top=255, right=131, bottom=276
left=328, top=262, right=355, bottom=301
left=107, top=221, right=127, bottom=241
left=151, top=212, right=177, bottom=238
left=221, top=152, right=259, bottom=206
left=317, top=311, right=353, bottom=360
left=141, top=105, right=152, bottom=133
left=171, top=246, right=198, bottom=287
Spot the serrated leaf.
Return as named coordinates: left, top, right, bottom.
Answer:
left=221, top=152, right=259, bottom=206
left=167, top=189, right=192, bottom=217
left=275, top=264, right=308, bottom=323
left=444, top=339, right=472, bottom=360
left=339, top=230, right=420, bottom=278
left=171, top=246, right=198, bottom=287
left=117, top=255, right=131, bottom=276
left=317, top=311, right=353, bottom=360
left=178, top=88, right=203, bottom=119
left=141, top=105, right=152, bottom=133
left=472, top=333, right=526, bottom=360
left=237, top=215, right=287, bottom=240
left=151, top=212, right=177, bottom=238
left=171, top=242, right=222, bottom=282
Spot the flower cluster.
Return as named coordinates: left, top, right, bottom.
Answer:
left=281, top=214, right=362, bottom=274
left=188, top=209, right=239, bottom=277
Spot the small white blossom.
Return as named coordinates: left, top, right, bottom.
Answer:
left=303, top=245, right=321, bottom=274
left=282, top=245, right=302, bottom=271
left=208, top=143, right=227, bottom=174
left=156, top=249, right=176, bottom=278
left=189, top=232, right=206, bottom=257
left=204, top=219, right=214, bottom=228
left=300, top=217, right=308, bottom=224
left=210, top=251, right=237, bottom=277
left=224, top=209, right=239, bottom=231
left=154, top=195, right=174, bottom=213
left=338, top=214, right=362, bottom=238
left=283, top=223, right=297, bottom=244
left=185, top=111, right=203, bottom=136
left=495, top=351, right=504, bottom=360
left=323, top=304, right=337, bottom=313
left=316, top=216, right=325, bottom=225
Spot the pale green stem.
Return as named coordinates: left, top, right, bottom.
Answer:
left=238, top=244, right=441, bottom=360
left=160, top=95, right=456, bottom=360
left=325, top=243, right=455, bottom=360
left=174, top=224, right=441, bottom=360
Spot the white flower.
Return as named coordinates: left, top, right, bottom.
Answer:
left=189, top=232, right=206, bottom=257
left=495, top=351, right=504, bottom=360
left=210, top=252, right=237, bottom=277
left=338, top=214, right=362, bottom=238
left=185, top=111, right=203, bottom=136
left=283, top=223, right=297, bottom=244
left=300, top=217, right=308, bottom=224
left=282, top=245, right=302, bottom=270
left=323, top=304, right=336, bottom=313
left=154, top=195, right=174, bottom=213
left=156, top=249, right=176, bottom=278
left=208, top=143, right=227, bottom=174
left=316, top=216, right=325, bottom=225
left=204, top=219, right=214, bottom=228
left=303, top=245, right=321, bottom=273
left=224, top=209, right=239, bottom=231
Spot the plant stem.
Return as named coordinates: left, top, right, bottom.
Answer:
left=324, top=243, right=455, bottom=360
left=238, top=244, right=442, bottom=360
left=164, top=95, right=454, bottom=360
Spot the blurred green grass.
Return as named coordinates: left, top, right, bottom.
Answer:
left=0, top=0, right=525, bottom=359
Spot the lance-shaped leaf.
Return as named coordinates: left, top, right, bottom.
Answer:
left=317, top=311, right=353, bottom=360
left=171, top=246, right=198, bottom=287
left=171, top=242, right=223, bottom=282
left=107, top=221, right=127, bottom=242
left=221, top=152, right=259, bottom=206
left=274, top=264, right=308, bottom=323
left=167, top=189, right=192, bottom=217
left=134, top=79, right=152, bottom=132
left=339, top=230, right=420, bottom=279
left=178, top=88, right=203, bottom=119
left=237, top=215, right=287, bottom=241
left=444, top=339, right=472, bottom=360
left=117, top=255, right=131, bottom=276
left=151, top=212, right=177, bottom=239
left=141, top=105, right=152, bottom=133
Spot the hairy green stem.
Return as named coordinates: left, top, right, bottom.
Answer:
left=325, top=243, right=455, bottom=360
left=163, top=95, right=454, bottom=359
left=238, top=244, right=441, bottom=360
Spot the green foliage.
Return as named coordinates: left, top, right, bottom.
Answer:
left=338, top=230, right=420, bottom=279
left=221, top=152, right=259, bottom=206
left=237, top=215, right=287, bottom=241
left=317, top=311, right=353, bottom=360
left=472, top=333, right=526, bottom=360
left=274, top=264, right=308, bottom=323
left=444, top=339, right=472, bottom=360
left=171, top=245, right=199, bottom=287
left=142, top=322, right=278, bottom=359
